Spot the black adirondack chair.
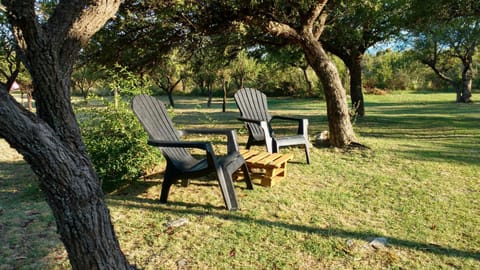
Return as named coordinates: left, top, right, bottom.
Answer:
left=132, top=94, right=253, bottom=210
left=234, top=88, right=311, bottom=164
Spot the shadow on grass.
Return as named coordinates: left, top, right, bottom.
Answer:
left=364, top=100, right=479, bottom=115
left=396, top=142, right=480, bottom=165
left=0, top=160, right=45, bottom=204
left=107, top=195, right=480, bottom=262
left=359, top=100, right=480, bottom=131
left=110, top=174, right=258, bottom=198
left=0, top=160, right=39, bottom=198
left=354, top=100, right=480, bottom=165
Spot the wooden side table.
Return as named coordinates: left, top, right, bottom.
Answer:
left=237, top=150, right=293, bottom=187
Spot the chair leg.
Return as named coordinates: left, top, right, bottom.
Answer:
left=160, top=180, right=173, bottom=203
left=242, top=163, right=254, bottom=190
left=181, top=179, right=190, bottom=187
left=305, top=144, right=311, bottom=164
left=160, top=170, right=176, bottom=203
left=215, top=166, right=239, bottom=210
left=272, top=140, right=280, bottom=153
left=246, top=137, right=253, bottom=149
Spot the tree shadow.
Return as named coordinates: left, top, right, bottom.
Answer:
left=107, top=196, right=480, bottom=262
left=108, top=172, right=256, bottom=200
left=395, top=141, right=480, bottom=164
left=0, top=160, right=41, bottom=200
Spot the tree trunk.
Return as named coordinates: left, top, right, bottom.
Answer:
left=222, top=78, right=227, bottom=112
left=460, top=58, right=473, bottom=103
left=207, top=82, right=213, bottom=107
left=159, top=77, right=182, bottom=107
left=262, top=2, right=358, bottom=148
left=301, top=65, right=315, bottom=96
left=0, top=1, right=134, bottom=269
left=114, top=88, right=119, bottom=109
left=199, top=80, right=206, bottom=95
left=301, top=38, right=358, bottom=147
left=347, top=53, right=365, bottom=117
left=181, top=78, right=187, bottom=92
left=0, top=93, right=132, bottom=270
left=27, top=92, right=32, bottom=111
left=325, top=45, right=366, bottom=117
left=167, top=90, right=175, bottom=107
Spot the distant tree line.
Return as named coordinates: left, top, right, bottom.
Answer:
left=71, top=47, right=480, bottom=100
left=4, top=1, right=479, bottom=112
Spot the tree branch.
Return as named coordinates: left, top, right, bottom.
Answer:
left=2, top=0, right=123, bottom=153
left=313, top=11, right=328, bottom=40
left=65, top=1, right=122, bottom=46
left=421, top=59, right=455, bottom=84
left=302, top=0, right=328, bottom=37
left=2, top=0, right=38, bottom=68
left=58, top=0, right=122, bottom=65
left=265, top=20, right=301, bottom=41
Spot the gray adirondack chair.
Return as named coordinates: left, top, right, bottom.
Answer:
left=233, top=88, right=311, bottom=164
left=132, top=94, right=253, bottom=210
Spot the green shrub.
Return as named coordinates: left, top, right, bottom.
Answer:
left=78, top=100, right=163, bottom=192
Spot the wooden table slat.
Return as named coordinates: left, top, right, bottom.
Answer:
left=237, top=150, right=293, bottom=186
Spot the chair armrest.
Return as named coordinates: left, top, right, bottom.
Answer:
left=237, top=117, right=273, bottom=152
left=271, top=115, right=303, bottom=122
left=237, top=117, right=270, bottom=131
left=237, top=116, right=263, bottom=125
left=237, top=117, right=271, bottom=133
left=271, top=116, right=308, bottom=136
left=148, top=139, right=212, bottom=151
left=178, top=128, right=240, bottom=154
left=148, top=139, right=219, bottom=164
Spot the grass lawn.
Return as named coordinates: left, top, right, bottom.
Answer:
left=1, top=91, right=479, bottom=269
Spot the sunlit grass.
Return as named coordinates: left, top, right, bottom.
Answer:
left=1, top=91, right=479, bottom=269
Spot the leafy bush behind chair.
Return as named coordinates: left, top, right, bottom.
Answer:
left=77, top=66, right=163, bottom=192
left=78, top=100, right=163, bottom=192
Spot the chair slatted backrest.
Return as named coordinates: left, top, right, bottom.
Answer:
left=132, top=95, right=192, bottom=162
left=234, top=88, right=272, bottom=139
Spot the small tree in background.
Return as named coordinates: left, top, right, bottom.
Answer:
left=151, top=50, right=186, bottom=107
left=107, top=64, right=150, bottom=108
left=72, top=64, right=107, bottom=101
left=190, top=45, right=222, bottom=107
left=230, top=50, right=261, bottom=90
left=409, top=17, right=479, bottom=102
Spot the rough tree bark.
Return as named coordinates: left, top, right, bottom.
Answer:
left=460, top=56, right=473, bottom=103
left=347, top=53, right=365, bottom=117
left=301, top=38, right=358, bottom=146
left=263, top=1, right=358, bottom=147
left=323, top=42, right=366, bottom=117
left=0, top=1, right=134, bottom=269
left=207, top=79, right=214, bottom=107
left=222, top=77, right=228, bottom=112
